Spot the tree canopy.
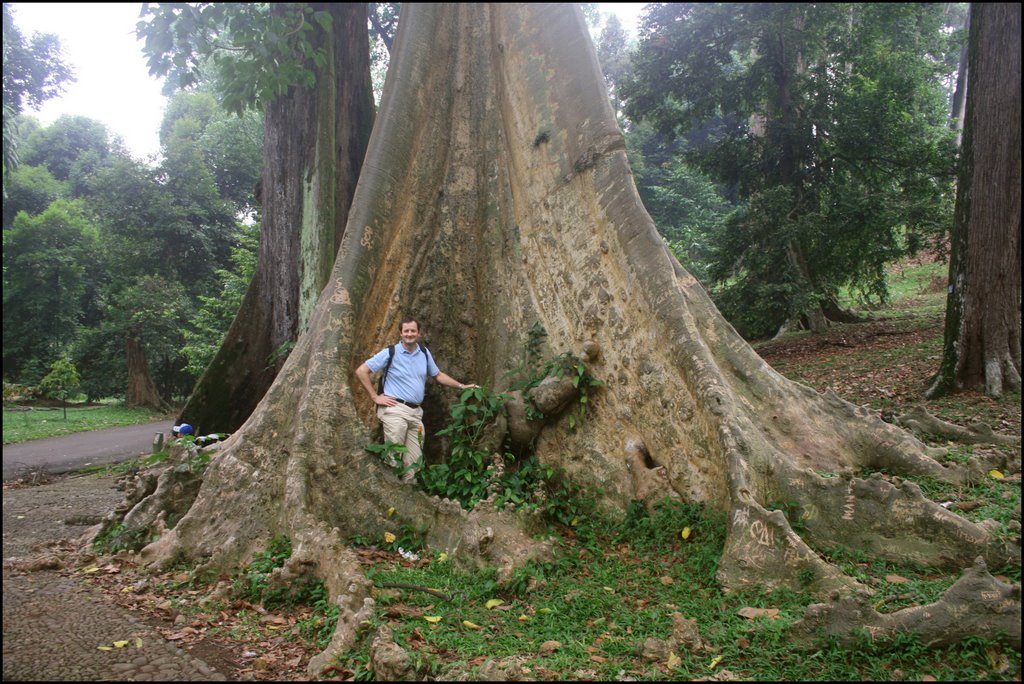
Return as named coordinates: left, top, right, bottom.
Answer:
left=2, top=3, right=74, bottom=184
left=623, top=3, right=960, bottom=337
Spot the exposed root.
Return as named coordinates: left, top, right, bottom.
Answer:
left=770, top=463, right=1011, bottom=570
left=369, top=625, right=416, bottom=681
left=265, top=524, right=376, bottom=677
left=92, top=452, right=204, bottom=555
left=896, top=405, right=1021, bottom=447
left=792, top=557, right=1022, bottom=651
left=718, top=496, right=868, bottom=598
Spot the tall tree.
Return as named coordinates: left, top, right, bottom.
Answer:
left=2, top=199, right=99, bottom=382
left=138, top=3, right=376, bottom=432
left=1, top=3, right=73, bottom=184
left=594, top=12, right=632, bottom=121
left=19, top=115, right=110, bottom=183
left=622, top=3, right=958, bottom=338
left=928, top=3, right=1021, bottom=399
left=104, top=5, right=1018, bottom=672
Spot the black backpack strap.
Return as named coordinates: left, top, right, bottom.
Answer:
left=377, top=344, right=396, bottom=394
left=421, top=342, right=433, bottom=375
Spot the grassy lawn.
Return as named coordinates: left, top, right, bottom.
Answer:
left=2, top=403, right=167, bottom=444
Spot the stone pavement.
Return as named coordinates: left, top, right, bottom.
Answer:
left=2, top=473, right=229, bottom=681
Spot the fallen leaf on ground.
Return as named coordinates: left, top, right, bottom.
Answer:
left=885, top=574, right=909, bottom=584
left=113, top=640, right=129, bottom=648
left=539, top=640, right=561, bottom=654
left=485, top=599, right=504, bottom=609
left=736, top=607, right=779, bottom=620
left=462, top=620, right=481, bottom=630
left=667, top=652, right=681, bottom=669
left=424, top=616, right=442, bottom=623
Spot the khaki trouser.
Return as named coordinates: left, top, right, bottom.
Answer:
left=377, top=403, right=425, bottom=482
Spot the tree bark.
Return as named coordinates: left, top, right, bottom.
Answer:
left=106, top=5, right=1018, bottom=669
left=177, top=3, right=376, bottom=433
left=928, top=3, right=1022, bottom=399
left=125, top=335, right=166, bottom=411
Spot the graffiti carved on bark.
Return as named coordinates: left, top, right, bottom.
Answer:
left=107, top=4, right=1020, bottom=670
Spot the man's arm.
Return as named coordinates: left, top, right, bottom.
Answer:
left=434, top=372, right=478, bottom=391
left=355, top=362, right=397, bottom=406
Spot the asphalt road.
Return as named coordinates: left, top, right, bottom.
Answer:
left=2, top=420, right=174, bottom=481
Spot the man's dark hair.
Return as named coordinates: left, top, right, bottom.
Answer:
left=400, top=316, right=420, bottom=331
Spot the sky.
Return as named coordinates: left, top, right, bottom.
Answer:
left=9, top=3, right=646, bottom=161
left=10, top=3, right=169, bottom=160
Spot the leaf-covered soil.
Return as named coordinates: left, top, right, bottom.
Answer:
left=756, top=312, right=1020, bottom=437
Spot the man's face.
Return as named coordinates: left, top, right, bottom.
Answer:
left=400, top=322, right=420, bottom=346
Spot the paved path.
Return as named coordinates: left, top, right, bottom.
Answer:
left=3, top=474, right=230, bottom=680
left=2, top=420, right=173, bottom=482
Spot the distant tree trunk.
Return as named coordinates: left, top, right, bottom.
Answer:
left=786, top=239, right=829, bottom=333
left=178, top=3, right=376, bottom=433
left=125, top=335, right=165, bottom=410
left=950, top=11, right=969, bottom=147
left=773, top=14, right=828, bottom=333
left=928, top=3, right=1022, bottom=399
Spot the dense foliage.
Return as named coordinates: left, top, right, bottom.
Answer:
left=2, top=3, right=74, bottom=181
left=3, top=2, right=968, bottom=405
left=2, top=27, right=261, bottom=402
left=621, top=3, right=961, bottom=338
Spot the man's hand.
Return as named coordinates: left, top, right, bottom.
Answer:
left=375, top=394, right=397, bottom=407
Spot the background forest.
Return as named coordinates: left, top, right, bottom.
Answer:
left=1, top=2, right=971, bottom=409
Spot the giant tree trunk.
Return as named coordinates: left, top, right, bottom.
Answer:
left=928, top=3, right=1022, bottom=399
left=177, top=3, right=376, bottom=433
left=125, top=335, right=166, bottom=411
left=115, top=5, right=1018, bottom=670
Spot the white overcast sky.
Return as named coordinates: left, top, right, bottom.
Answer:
left=10, top=3, right=646, bottom=161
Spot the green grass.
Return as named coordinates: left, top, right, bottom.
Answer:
left=321, top=498, right=1019, bottom=681
left=2, top=403, right=165, bottom=444
left=838, top=258, right=948, bottom=316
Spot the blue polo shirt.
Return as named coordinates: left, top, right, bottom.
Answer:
left=366, top=343, right=440, bottom=404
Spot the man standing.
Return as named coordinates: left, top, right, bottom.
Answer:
left=355, top=317, right=477, bottom=481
